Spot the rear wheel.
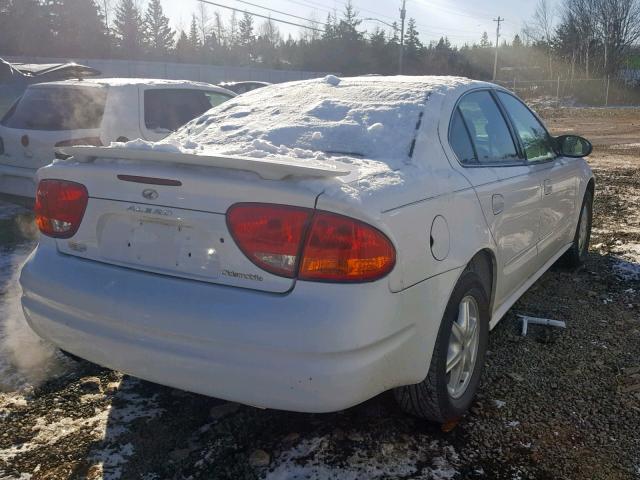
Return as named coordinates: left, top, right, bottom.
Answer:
left=394, top=271, right=489, bottom=422
left=561, top=189, right=593, bottom=268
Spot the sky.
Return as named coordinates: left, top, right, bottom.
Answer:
left=159, top=0, right=560, bottom=46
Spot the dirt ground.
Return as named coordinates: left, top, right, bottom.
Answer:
left=0, top=107, right=639, bottom=480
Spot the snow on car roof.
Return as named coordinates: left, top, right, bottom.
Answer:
left=168, top=75, right=475, bottom=169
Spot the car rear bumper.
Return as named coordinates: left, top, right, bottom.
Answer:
left=20, top=245, right=458, bottom=412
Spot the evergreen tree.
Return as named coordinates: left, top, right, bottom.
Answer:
left=189, top=15, right=201, bottom=48
left=175, top=30, right=196, bottom=62
left=113, top=0, right=143, bottom=56
left=480, top=31, right=491, bottom=48
left=404, top=18, right=423, bottom=73
left=0, top=0, right=53, bottom=56
left=48, top=0, right=109, bottom=57
left=238, top=12, right=255, bottom=47
left=143, top=0, right=174, bottom=57
left=512, top=34, right=524, bottom=49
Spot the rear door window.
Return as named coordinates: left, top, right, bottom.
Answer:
left=457, top=91, right=520, bottom=165
left=496, top=91, right=556, bottom=163
left=144, top=89, right=232, bottom=132
left=0, top=86, right=107, bottom=131
left=449, top=108, right=478, bottom=165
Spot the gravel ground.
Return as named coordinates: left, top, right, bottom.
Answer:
left=0, top=108, right=639, bottom=480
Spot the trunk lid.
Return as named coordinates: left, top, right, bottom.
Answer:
left=39, top=154, right=340, bottom=293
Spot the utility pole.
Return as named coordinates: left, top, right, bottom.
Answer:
left=399, top=0, right=406, bottom=75
left=492, top=16, right=503, bottom=81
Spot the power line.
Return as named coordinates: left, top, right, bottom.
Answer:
left=196, top=0, right=324, bottom=32
left=233, top=0, right=322, bottom=25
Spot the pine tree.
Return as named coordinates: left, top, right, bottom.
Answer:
left=189, top=15, right=201, bottom=48
left=143, top=0, right=174, bottom=57
left=175, top=30, right=196, bottom=62
left=480, top=31, right=491, bottom=48
left=238, top=12, right=254, bottom=47
left=113, top=0, right=143, bottom=56
left=512, top=34, right=524, bottom=49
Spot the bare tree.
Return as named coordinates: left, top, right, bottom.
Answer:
left=524, top=0, right=556, bottom=78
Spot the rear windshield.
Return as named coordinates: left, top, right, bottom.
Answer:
left=0, top=85, right=107, bottom=131
left=144, top=89, right=232, bottom=132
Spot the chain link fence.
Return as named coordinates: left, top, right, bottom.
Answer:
left=496, top=77, right=640, bottom=106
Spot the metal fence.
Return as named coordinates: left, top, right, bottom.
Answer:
left=496, top=77, right=640, bottom=106
left=4, top=55, right=329, bottom=84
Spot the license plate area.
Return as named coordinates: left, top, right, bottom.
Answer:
left=99, top=215, right=220, bottom=279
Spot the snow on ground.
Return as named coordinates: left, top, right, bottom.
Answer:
left=0, top=376, right=164, bottom=480
left=611, top=242, right=640, bottom=281
left=265, top=436, right=459, bottom=480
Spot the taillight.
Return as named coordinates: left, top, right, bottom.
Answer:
left=0, top=136, right=4, bottom=155
left=227, top=204, right=311, bottom=278
left=299, top=211, right=396, bottom=282
left=227, top=203, right=395, bottom=283
left=54, top=137, right=103, bottom=147
left=35, top=179, right=88, bottom=238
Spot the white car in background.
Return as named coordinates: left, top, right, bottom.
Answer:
left=0, top=78, right=235, bottom=198
left=20, top=76, right=594, bottom=422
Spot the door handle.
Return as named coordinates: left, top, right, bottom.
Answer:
left=544, top=179, right=553, bottom=195
left=492, top=194, right=504, bottom=215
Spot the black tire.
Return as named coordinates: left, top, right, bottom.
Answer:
left=394, top=271, right=489, bottom=423
left=561, top=189, right=593, bottom=268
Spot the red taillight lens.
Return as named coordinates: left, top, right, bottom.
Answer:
left=227, top=203, right=396, bottom=283
left=299, top=211, right=396, bottom=282
left=35, top=179, right=88, bottom=238
left=227, top=204, right=312, bottom=278
left=54, top=137, right=103, bottom=147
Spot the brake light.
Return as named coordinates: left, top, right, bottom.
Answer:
left=227, top=203, right=395, bottom=283
left=35, top=180, right=88, bottom=238
left=54, top=137, right=103, bottom=147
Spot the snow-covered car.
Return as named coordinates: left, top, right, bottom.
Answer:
left=19, top=76, right=594, bottom=422
left=0, top=78, right=235, bottom=198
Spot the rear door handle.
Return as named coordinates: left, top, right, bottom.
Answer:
left=544, top=179, right=553, bottom=195
left=492, top=194, right=504, bottom=215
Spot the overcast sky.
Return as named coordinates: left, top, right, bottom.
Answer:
left=159, top=0, right=560, bottom=46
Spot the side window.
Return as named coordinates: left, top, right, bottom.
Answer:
left=458, top=91, right=520, bottom=165
left=496, top=92, right=556, bottom=163
left=449, top=108, right=477, bottom=164
left=144, top=89, right=222, bottom=132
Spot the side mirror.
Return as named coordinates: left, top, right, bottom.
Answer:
left=556, top=135, right=593, bottom=158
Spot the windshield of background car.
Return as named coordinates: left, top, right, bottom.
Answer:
left=0, top=85, right=107, bottom=131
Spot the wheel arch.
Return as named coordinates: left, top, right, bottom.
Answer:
left=466, top=248, right=497, bottom=314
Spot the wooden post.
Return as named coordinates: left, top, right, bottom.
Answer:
left=556, top=76, right=561, bottom=106
left=605, top=75, right=610, bottom=106
left=513, top=77, right=516, bottom=92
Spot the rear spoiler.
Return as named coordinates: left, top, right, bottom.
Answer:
left=59, top=146, right=350, bottom=181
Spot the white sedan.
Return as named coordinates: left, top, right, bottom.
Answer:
left=20, top=76, right=594, bottom=422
